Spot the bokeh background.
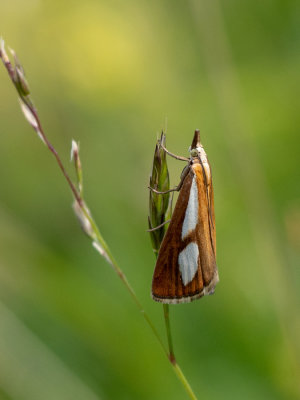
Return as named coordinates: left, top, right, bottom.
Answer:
left=0, top=1, right=299, bottom=399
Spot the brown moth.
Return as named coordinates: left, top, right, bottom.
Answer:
left=151, top=130, right=219, bottom=304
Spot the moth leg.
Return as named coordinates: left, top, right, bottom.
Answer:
left=148, top=186, right=179, bottom=195
left=148, top=164, right=190, bottom=194
left=159, top=140, right=189, bottom=162
left=147, top=219, right=171, bottom=232
left=149, top=178, right=184, bottom=194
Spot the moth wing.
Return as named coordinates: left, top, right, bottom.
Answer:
left=152, top=170, right=205, bottom=303
left=152, top=163, right=218, bottom=304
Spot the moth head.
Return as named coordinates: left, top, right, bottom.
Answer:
left=190, top=148, right=198, bottom=158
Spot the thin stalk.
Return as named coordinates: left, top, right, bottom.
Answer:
left=163, top=304, right=175, bottom=363
left=172, top=363, right=198, bottom=400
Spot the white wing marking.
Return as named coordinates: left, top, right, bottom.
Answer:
left=181, top=176, right=198, bottom=240
left=178, top=242, right=199, bottom=285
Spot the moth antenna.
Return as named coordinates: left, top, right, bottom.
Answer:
left=191, top=129, right=201, bottom=149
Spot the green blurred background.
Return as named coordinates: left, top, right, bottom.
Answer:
left=0, top=1, right=299, bottom=399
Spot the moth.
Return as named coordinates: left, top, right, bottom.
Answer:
left=151, top=130, right=219, bottom=304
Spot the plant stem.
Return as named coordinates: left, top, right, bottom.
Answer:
left=172, top=363, right=198, bottom=400
left=163, top=304, right=175, bottom=363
